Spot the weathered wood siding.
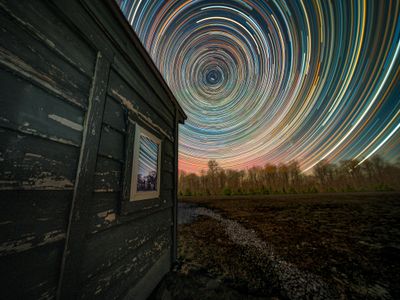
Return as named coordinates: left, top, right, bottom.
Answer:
left=78, top=62, right=176, bottom=299
left=0, top=0, right=94, bottom=298
left=0, top=0, right=184, bottom=299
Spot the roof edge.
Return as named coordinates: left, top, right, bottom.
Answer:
left=104, top=0, right=187, bottom=121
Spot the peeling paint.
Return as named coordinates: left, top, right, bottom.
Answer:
left=48, top=114, right=83, bottom=132
left=94, top=188, right=115, bottom=192
left=0, top=180, right=19, bottom=187
left=0, top=47, right=85, bottom=109
left=25, top=153, right=43, bottom=159
left=39, top=287, right=56, bottom=300
left=40, top=230, right=65, bottom=244
left=0, top=176, right=75, bottom=190
left=0, top=2, right=89, bottom=75
left=97, top=210, right=116, bottom=223
left=0, top=236, right=35, bottom=255
left=37, top=218, right=50, bottom=222
left=111, top=89, right=174, bottom=141
left=143, top=205, right=158, bottom=210
left=0, top=231, right=65, bottom=256
left=94, top=171, right=119, bottom=176
left=0, top=117, right=10, bottom=123
left=14, top=123, right=80, bottom=147
left=104, top=213, right=116, bottom=223
left=94, top=288, right=102, bottom=295
left=0, top=220, right=13, bottom=225
left=19, top=124, right=36, bottom=133
left=27, top=176, right=74, bottom=189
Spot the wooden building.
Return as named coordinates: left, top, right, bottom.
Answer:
left=0, top=0, right=186, bottom=299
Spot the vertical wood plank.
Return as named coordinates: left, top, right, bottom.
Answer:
left=172, top=109, right=179, bottom=263
left=121, top=119, right=135, bottom=210
left=57, top=52, right=111, bottom=300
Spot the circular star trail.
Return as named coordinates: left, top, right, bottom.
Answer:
left=117, top=0, right=400, bottom=173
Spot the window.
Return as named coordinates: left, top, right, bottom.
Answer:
left=130, top=125, right=161, bottom=201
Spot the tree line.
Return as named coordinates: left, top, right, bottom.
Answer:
left=178, top=156, right=400, bottom=196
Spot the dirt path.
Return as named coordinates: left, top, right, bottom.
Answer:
left=178, top=204, right=338, bottom=299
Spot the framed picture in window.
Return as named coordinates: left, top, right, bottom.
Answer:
left=130, top=124, right=161, bottom=201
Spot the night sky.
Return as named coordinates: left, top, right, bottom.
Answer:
left=117, top=0, right=400, bottom=173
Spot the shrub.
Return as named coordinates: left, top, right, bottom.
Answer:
left=223, top=188, right=232, bottom=195
left=184, top=188, right=192, bottom=196
left=375, top=184, right=394, bottom=191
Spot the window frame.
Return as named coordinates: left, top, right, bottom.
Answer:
left=129, top=124, right=162, bottom=201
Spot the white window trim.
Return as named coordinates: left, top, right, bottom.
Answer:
left=130, top=125, right=162, bottom=201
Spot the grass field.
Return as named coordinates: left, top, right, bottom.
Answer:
left=152, top=192, right=400, bottom=299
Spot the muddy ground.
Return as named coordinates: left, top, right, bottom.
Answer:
left=150, top=192, right=400, bottom=299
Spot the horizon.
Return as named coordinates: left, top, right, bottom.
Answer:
left=176, top=155, right=399, bottom=177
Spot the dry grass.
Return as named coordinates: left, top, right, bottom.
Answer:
left=152, top=192, right=400, bottom=299
left=181, top=192, right=400, bottom=298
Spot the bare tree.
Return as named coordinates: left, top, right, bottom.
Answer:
left=207, top=160, right=219, bottom=195
left=178, top=157, right=399, bottom=197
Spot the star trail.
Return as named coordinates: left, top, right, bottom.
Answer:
left=117, top=0, right=400, bottom=173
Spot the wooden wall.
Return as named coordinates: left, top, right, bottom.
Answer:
left=0, top=0, right=184, bottom=299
